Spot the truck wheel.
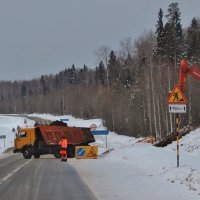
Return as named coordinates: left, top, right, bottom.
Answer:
left=68, top=146, right=75, bottom=158
left=53, top=148, right=61, bottom=158
left=33, top=154, right=40, bottom=159
left=23, top=147, right=32, bottom=159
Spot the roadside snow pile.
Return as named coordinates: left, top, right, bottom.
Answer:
left=0, top=115, right=35, bottom=154
left=93, top=132, right=139, bottom=156
left=161, top=167, right=200, bottom=193
left=0, top=115, right=34, bottom=129
left=93, top=128, right=200, bottom=197
left=160, top=128, right=200, bottom=195
left=166, top=128, right=200, bottom=154
left=94, top=132, right=137, bottom=148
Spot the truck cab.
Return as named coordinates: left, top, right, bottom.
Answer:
left=15, top=128, right=36, bottom=150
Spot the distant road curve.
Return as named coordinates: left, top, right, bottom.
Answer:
left=4, top=114, right=52, bottom=125
left=25, top=115, right=52, bottom=125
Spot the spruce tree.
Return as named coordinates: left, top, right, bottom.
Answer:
left=121, top=54, right=133, bottom=88
left=164, top=2, right=183, bottom=63
left=108, top=50, right=120, bottom=84
left=69, top=64, right=77, bottom=84
left=155, top=8, right=165, bottom=59
left=40, top=75, right=47, bottom=95
left=21, top=82, right=27, bottom=98
left=79, top=65, right=88, bottom=85
left=98, top=60, right=106, bottom=85
left=187, top=17, right=200, bottom=64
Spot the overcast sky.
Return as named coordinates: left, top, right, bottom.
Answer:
left=0, top=0, right=200, bottom=81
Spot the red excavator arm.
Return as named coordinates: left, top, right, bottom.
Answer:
left=179, top=59, right=200, bottom=91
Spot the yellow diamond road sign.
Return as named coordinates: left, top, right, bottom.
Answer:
left=167, top=85, right=188, bottom=104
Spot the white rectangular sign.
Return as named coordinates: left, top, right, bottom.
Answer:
left=169, top=104, right=186, bottom=113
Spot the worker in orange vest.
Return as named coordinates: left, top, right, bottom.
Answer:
left=59, top=136, right=68, bottom=162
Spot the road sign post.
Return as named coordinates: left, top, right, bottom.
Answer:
left=91, top=130, right=109, bottom=148
left=176, top=114, right=180, bottom=168
left=106, top=135, right=108, bottom=149
left=0, top=135, right=6, bottom=148
left=167, top=84, right=188, bottom=168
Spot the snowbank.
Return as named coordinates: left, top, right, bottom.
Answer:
left=0, top=115, right=35, bottom=154
left=166, top=128, right=200, bottom=154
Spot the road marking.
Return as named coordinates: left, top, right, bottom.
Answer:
left=0, top=160, right=31, bottom=183
left=2, top=173, right=13, bottom=181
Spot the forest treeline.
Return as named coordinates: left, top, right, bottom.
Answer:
left=1, top=2, right=200, bottom=139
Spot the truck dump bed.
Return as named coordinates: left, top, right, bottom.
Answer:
left=38, top=126, right=95, bottom=145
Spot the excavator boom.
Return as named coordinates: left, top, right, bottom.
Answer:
left=179, top=59, right=189, bottom=91
left=189, top=65, right=200, bottom=80
left=179, top=59, right=200, bottom=91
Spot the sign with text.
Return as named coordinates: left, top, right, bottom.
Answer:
left=169, top=104, right=186, bottom=113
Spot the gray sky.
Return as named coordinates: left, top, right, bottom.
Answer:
left=0, top=0, right=200, bottom=81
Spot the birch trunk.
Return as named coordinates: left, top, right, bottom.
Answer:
left=150, top=62, right=158, bottom=139
left=168, top=64, right=173, bottom=133
left=146, top=62, right=152, bottom=135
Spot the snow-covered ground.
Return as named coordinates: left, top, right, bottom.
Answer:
left=0, top=115, right=35, bottom=154
left=0, top=114, right=200, bottom=199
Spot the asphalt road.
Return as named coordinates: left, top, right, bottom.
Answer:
left=0, top=154, right=96, bottom=200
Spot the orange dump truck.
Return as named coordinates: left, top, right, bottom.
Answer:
left=13, top=122, right=95, bottom=159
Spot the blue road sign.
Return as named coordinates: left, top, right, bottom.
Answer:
left=77, top=147, right=85, bottom=157
left=0, top=135, right=6, bottom=139
left=91, top=130, right=109, bottom=135
left=60, top=119, right=69, bottom=122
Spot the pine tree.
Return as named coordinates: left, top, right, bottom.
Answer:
left=187, top=17, right=200, bottom=64
left=69, top=64, right=77, bottom=84
left=79, top=65, right=88, bottom=85
left=164, top=2, right=183, bottom=63
left=54, top=75, right=60, bottom=90
left=40, top=75, right=47, bottom=95
left=155, top=8, right=165, bottom=59
left=98, top=61, right=106, bottom=84
left=20, top=82, right=27, bottom=98
left=121, top=54, right=133, bottom=88
left=63, top=68, right=70, bottom=86
left=107, top=50, right=120, bottom=84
